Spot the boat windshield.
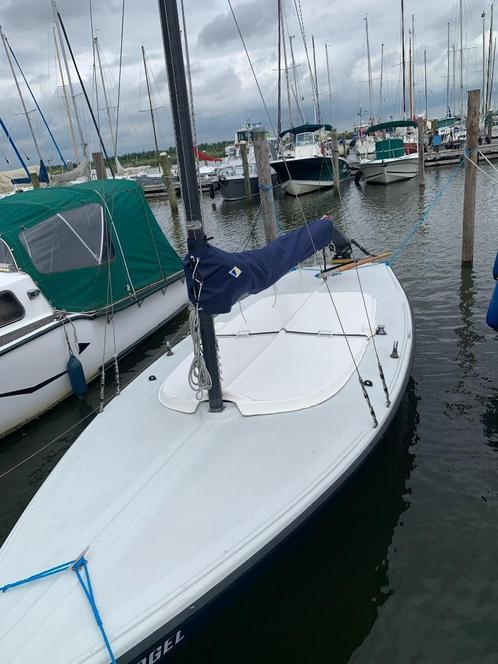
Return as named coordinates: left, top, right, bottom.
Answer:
left=295, top=132, right=315, bottom=146
left=0, top=239, right=18, bottom=272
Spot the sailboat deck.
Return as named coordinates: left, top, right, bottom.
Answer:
left=0, top=264, right=413, bottom=664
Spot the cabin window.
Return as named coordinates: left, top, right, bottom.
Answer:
left=295, top=132, right=315, bottom=146
left=0, top=239, right=17, bottom=272
left=19, top=203, right=115, bottom=274
left=0, top=291, right=24, bottom=328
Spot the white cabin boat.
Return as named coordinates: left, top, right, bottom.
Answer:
left=0, top=179, right=187, bottom=439
left=359, top=121, right=419, bottom=185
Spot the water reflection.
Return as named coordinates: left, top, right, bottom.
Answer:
left=174, top=379, right=419, bottom=664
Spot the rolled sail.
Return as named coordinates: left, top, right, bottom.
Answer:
left=184, top=218, right=347, bottom=314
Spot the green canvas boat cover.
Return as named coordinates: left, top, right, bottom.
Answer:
left=367, top=120, right=417, bottom=134
left=375, top=138, right=405, bottom=160
left=0, top=179, right=182, bottom=313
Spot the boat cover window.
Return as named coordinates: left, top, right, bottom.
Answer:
left=0, top=291, right=24, bottom=328
left=0, top=239, right=17, bottom=272
left=19, top=203, right=114, bottom=274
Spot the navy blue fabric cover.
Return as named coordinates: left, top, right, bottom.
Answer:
left=184, top=218, right=334, bottom=314
left=493, top=251, right=498, bottom=280
left=487, top=282, right=498, bottom=330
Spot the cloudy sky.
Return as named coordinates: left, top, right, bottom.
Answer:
left=0, top=0, right=490, bottom=167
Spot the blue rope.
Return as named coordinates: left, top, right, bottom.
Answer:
left=0, top=553, right=117, bottom=664
left=388, top=158, right=465, bottom=265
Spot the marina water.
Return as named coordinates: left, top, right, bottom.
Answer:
left=0, top=164, right=496, bottom=663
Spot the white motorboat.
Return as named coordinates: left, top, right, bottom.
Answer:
left=0, top=3, right=414, bottom=663
left=359, top=121, right=419, bottom=185
left=0, top=179, right=187, bottom=439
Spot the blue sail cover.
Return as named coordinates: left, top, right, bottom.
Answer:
left=184, top=218, right=334, bottom=314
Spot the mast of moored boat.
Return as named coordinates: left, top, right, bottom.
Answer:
left=281, top=9, right=293, bottom=127
left=95, top=37, right=117, bottom=160
left=52, top=0, right=88, bottom=162
left=54, top=26, right=79, bottom=164
left=459, top=0, right=463, bottom=122
left=277, top=0, right=282, bottom=137
left=447, top=22, right=450, bottom=116
left=141, top=45, right=160, bottom=159
left=408, top=30, right=413, bottom=119
left=424, top=49, right=428, bottom=120
left=401, top=0, right=406, bottom=117
left=486, top=4, right=494, bottom=116
left=325, top=42, right=333, bottom=124
left=0, top=26, right=43, bottom=163
left=482, top=11, right=486, bottom=116
left=364, top=16, right=373, bottom=125
left=379, top=42, right=384, bottom=122
left=158, top=0, right=223, bottom=412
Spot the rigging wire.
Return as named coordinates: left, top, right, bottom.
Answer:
left=113, top=0, right=126, bottom=164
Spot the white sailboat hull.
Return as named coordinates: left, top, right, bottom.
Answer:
left=0, top=277, right=187, bottom=439
left=360, top=154, right=419, bottom=184
left=0, top=264, right=413, bottom=663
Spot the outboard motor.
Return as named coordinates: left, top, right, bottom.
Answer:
left=329, top=223, right=352, bottom=259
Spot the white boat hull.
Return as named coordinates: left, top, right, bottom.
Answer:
left=0, top=277, right=187, bottom=438
left=360, top=154, right=419, bottom=184
left=0, top=264, right=413, bottom=663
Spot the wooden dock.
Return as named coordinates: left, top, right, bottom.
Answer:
left=425, top=141, right=498, bottom=167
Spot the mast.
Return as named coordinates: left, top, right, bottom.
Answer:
left=447, top=22, right=450, bottom=115
left=379, top=42, right=384, bottom=122
left=89, top=0, right=100, bottom=133
left=411, top=14, right=415, bottom=118
left=289, top=34, right=305, bottom=123
left=408, top=32, right=413, bottom=119
left=401, top=0, right=406, bottom=116
left=490, top=38, right=497, bottom=111
left=424, top=49, right=428, bottom=119
left=54, top=26, right=79, bottom=162
left=452, top=44, right=456, bottom=114
left=277, top=0, right=282, bottom=137
left=482, top=11, right=486, bottom=116
left=311, top=35, right=320, bottom=123
left=0, top=26, right=43, bottom=162
left=52, top=0, right=88, bottom=161
left=6, top=37, right=67, bottom=169
left=281, top=6, right=292, bottom=127
left=95, top=37, right=117, bottom=159
left=158, top=0, right=223, bottom=412
left=459, top=0, right=463, bottom=121
left=486, top=4, right=494, bottom=114
left=141, top=45, right=160, bottom=157
left=365, top=16, right=373, bottom=124
left=325, top=43, right=333, bottom=124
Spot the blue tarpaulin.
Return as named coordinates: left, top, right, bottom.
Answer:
left=184, top=218, right=338, bottom=314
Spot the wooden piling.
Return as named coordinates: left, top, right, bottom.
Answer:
left=30, top=172, right=40, bottom=189
left=240, top=142, right=252, bottom=202
left=252, top=126, right=276, bottom=245
left=486, top=109, right=493, bottom=143
left=462, top=89, right=480, bottom=266
left=331, top=129, right=340, bottom=192
left=416, top=116, right=425, bottom=189
left=159, top=152, right=178, bottom=214
left=92, top=152, right=107, bottom=180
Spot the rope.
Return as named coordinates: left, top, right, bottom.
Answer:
left=477, top=148, right=498, bottom=173
left=188, top=307, right=212, bottom=399
left=388, top=158, right=465, bottom=265
left=464, top=150, right=498, bottom=185
left=1, top=552, right=117, bottom=664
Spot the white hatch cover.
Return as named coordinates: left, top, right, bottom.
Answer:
left=159, top=291, right=377, bottom=415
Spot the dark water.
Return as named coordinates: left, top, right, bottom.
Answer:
left=1, top=165, right=497, bottom=663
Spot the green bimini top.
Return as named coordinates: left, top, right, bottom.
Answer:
left=0, top=179, right=183, bottom=313
left=279, top=123, right=333, bottom=137
left=366, top=120, right=417, bottom=134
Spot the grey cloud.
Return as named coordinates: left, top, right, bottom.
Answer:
left=198, top=1, right=274, bottom=48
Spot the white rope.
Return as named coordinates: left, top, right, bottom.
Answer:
left=464, top=152, right=498, bottom=185
left=188, top=308, right=213, bottom=399
left=477, top=148, right=498, bottom=174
